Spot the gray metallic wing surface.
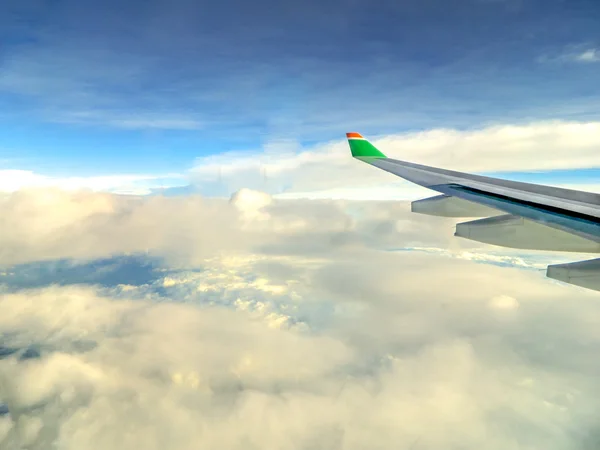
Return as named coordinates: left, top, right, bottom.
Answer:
left=346, top=132, right=600, bottom=292
left=370, top=157, right=600, bottom=244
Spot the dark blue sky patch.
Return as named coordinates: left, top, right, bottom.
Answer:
left=0, top=254, right=166, bottom=290
left=19, top=345, right=42, bottom=361
left=0, top=346, right=19, bottom=359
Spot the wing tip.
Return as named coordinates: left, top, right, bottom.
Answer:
left=346, top=132, right=364, bottom=139
left=346, top=132, right=387, bottom=158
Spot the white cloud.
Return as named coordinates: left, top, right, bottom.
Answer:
left=0, top=287, right=354, bottom=449
left=0, top=170, right=187, bottom=195
left=573, top=48, right=600, bottom=63
left=0, top=189, right=242, bottom=266
left=230, top=188, right=273, bottom=222
left=0, top=278, right=598, bottom=449
left=489, top=294, right=519, bottom=310
left=394, top=246, right=575, bottom=270
left=539, top=47, right=600, bottom=64
left=0, top=190, right=599, bottom=448
left=189, top=121, right=600, bottom=199
left=0, top=188, right=429, bottom=266
left=5, top=120, right=600, bottom=201
left=274, top=184, right=432, bottom=201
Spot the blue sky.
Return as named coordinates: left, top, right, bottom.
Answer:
left=0, top=0, right=599, bottom=180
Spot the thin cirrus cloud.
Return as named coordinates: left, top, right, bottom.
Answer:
left=573, top=48, right=600, bottom=62
left=538, top=46, right=600, bottom=64
left=50, top=111, right=205, bottom=131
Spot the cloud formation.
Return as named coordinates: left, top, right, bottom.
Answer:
left=0, top=171, right=187, bottom=195
left=573, top=48, right=600, bottom=63
left=4, top=120, right=600, bottom=201
left=1, top=262, right=599, bottom=449
left=0, top=188, right=599, bottom=449
left=0, top=187, right=463, bottom=268
left=540, top=47, right=600, bottom=64
left=188, top=120, right=600, bottom=199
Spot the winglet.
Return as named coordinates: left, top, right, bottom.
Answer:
left=346, top=132, right=387, bottom=159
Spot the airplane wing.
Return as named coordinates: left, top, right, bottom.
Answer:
left=347, top=132, right=600, bottom=292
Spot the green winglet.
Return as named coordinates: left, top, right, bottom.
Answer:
left=346, top=132, right=387, bottom=159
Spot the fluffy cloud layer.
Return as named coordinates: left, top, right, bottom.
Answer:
left=0, top=187, right=459, bottom=266
left=1, top=189, right=599, bottom=449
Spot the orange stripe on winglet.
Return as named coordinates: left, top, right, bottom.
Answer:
left=346, top=132, right=364, bottom=139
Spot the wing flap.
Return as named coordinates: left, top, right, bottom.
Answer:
left=455, top=214, right=600, bottom=253
left=547, top=258, right=600, bottom=291
left=411, top=194, right=500, bottom=217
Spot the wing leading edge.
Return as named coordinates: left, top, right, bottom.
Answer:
left=347, top=132, right=600, bottom=292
